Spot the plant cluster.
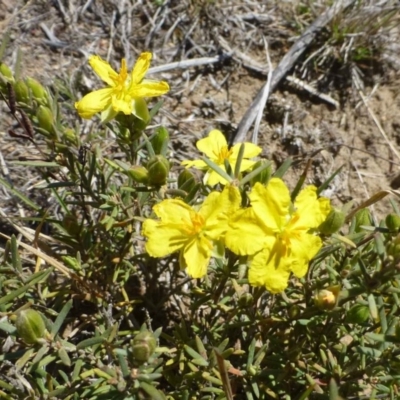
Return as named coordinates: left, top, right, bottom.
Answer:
left=1, top=47, right=400, bottom=400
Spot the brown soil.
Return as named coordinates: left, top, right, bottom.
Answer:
left=1, top=0, right=400, bottom=221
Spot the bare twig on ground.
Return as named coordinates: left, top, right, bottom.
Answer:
left=233, top=0, right=357, bottom=144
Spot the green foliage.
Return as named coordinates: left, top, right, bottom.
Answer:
left=2, top=50, right=400, bottom=400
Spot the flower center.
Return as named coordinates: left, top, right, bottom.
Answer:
left=111, top=59, right=129, bottom=90
left=187, top=212, right=205, bottom=236
left=215, top=146, right=233, bottom=164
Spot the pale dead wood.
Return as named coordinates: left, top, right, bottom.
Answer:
left=233, top=0, right=357, bottom=144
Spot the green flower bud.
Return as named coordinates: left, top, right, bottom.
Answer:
left=128, top=166, right=149, bottom=184
left=353, top=208, right=372, bottom=232
left=147, top=155, right=170, bottom=186
left=15, top=309, right=46, bottom=345
left=36, top=106, right=55, bottom=135
left=132, top=330, right=157, bottom=362
left=386, top=214, right=400, bottom=232
left=0, top=63, right=14, bottom=91
left=14, top=80, right=30, bottom=103
left=319, top=208, right=345, bottom=235
left=26, top=77, right=47, bottom=103
left=62, top=128, right=78, bottom=145
left=178, top=169, right=196, bottom=192
left=0, top=63, right=13, bottom=80
left=386, top=234, right=400, bottom=258
left=151, top=126, right=169, bottom=156
left=238, top=292, right=253, bottom=308
left=250, top=159, right=271, bottom=185
left=288, top=304, right=301, bottom=319
left=314, top=285, right=340, bottom=310
left=345, top=304, right=370, bottom=324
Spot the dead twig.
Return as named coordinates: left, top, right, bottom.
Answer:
left=233, top=0, right=357, bottom=144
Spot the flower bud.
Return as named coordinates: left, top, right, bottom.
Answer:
left=345, top=304, right=370, bottom=324
left=0, top=63, right=13, bottom=80
left=147, top=155, right=170, bottom=186
left=15, top=309, right=46, bottom=345
left=238, top=292, right=253, bottom=308
left=128, top=166, right=149, bottom=184
left=386, top=214, right=400, bottom=232
left=353, top=208, right=372, bottom=232
left=250, top=159, right=271, bottom=185
left=314, top=285, right=340, bottom=310
left=62, top=128, right=78, bottom=145
left=178, top=169, right=196, bottom=193
left=386, top=234, right=400, bottom=258
left=26, top=77, right=47, bottom=104
left=151, top=126, right=169, bottom=156
left=36, top=105, right=55, bottom=135
left=0, top=63, right=13, bottom=91
left=14, top=80, right=30, bottom=103
left=132, top=330, right=157, bottom=362
left=319, top=208, right=345, bottom=235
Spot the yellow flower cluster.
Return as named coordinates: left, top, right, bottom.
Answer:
left=143, top=157, right=331, bottom=293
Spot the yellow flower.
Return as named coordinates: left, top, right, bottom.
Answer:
left=225, top=179, right=331, bottom=293
left=182, top=129, right=261, bottom=186
left=142, top=185, right=241, bottom=278
left=75, top=52, right=169, bottom=122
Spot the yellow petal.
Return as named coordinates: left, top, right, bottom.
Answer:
left=74, top=88, right=114, bottom=118
left=225, top=208, right=272, bottom=255
left=153, top=199, right=193, bottom=226
left=250, top=180, right=290, bottom=231
left=89, top=55, right=118, bottom=86
left=130, top=80, right=170, bottom=98
left=111, top=94, right=132, bottom=115
left=197, top=129, right=227, bottom=160
left=181, top=159, right=207, bottom=169
left=130, top=52, right=152, bottom=85
left=183, top=235, right=212, bottom=278
left=206, top=170, right=229, bottom=186
left=288, top=233, right=322, bottom=278
left=201, top=186, right=241, bottom=238
left=142, top=219, right=187, bottom=257
left=293, top=186, right=332, bottom=229
left=249, top=247, right=291, bottom=293
left=231, top=142, right=262, bottom=159
left=237, top=159, right=257, bottom=173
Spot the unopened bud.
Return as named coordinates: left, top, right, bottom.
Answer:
left=386, top=214, right=400, bottom=232
left=178, top=169, right=196, bottom=192
left=63, top=128, right=78, bottom=145
left=345, top=304, right=370, bottom=324
left=128, top=166, right=149, bottom=184
left=250, top=159, right=271, bottom=185
left=0, top=63, right=13, bottom=80
left=319, top=208, right=345, bottom=235
left=26, top=77, right=47, bottom=104
left=36, top=106, right=55, bottom=135
left=132, top=330, right=157, bottom=362
left=15, top=309, right=46, bottom=345
left=386, top=234, right=400, bottom=258
left=238, top=292, right=253, bottom=308
left=151, top=126, right=169, bottom=156
left=314, top=285, right=340, bottom=310
left=147, top=155, right=170, bottom=186
left=14, top=80, right=30, bottom=103
left=0, top=63, right=14, bottom=91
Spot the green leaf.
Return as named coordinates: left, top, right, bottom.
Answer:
left=77, top=336, right=107, bottom=350
left=50, top=299, right=72, bottom=337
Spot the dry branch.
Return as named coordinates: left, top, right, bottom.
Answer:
left=233, top=0, right=357, bottom=144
